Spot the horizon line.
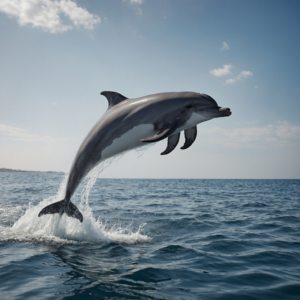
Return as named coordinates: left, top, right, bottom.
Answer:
left=0, top=168, right=299, bottom=180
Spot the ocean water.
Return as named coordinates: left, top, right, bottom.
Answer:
left=0, top=172, right=299, bottom=299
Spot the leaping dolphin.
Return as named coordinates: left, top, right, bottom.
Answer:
left=39, top=91, right=231, bottom=222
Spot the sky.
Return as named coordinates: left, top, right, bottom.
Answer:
left=0, top=0, right=299, bottom=179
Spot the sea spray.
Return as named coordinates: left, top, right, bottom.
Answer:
left=134, top=143, right=155, bottom=158
left=8, top=151, right=152, bottom=244
left=80, top=156, right=119, bottom=209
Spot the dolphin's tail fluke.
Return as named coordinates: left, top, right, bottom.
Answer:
left=38, top=199, right=83, bottom=223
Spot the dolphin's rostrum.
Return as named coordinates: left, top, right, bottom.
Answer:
left=38, top=91, right=231, bottom=222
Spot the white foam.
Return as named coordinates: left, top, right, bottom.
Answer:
left=2, top=157, right=152, bottom=245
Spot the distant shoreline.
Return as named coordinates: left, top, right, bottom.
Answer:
left=0, top=169, right=298, bottom=179
left=0, top=168, right=64, bottom=174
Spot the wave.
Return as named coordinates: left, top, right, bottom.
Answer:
left=1, top=159, right=151, bottom=245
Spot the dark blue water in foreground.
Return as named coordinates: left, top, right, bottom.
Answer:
left=0, top=172, right=299, bottom=299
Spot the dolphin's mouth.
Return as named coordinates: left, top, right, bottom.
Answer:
left=219, top=107, right=232, bottom=117
left=226, top=110, right=232, bottom=116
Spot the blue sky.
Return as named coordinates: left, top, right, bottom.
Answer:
left=0, top=0, right=299, bottom=178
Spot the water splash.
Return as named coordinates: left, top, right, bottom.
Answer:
left=5, top=153, right=152, bottom=245
left=80, top=156, right=119, bottom=208
left=135, top=143, right=155, bottom=158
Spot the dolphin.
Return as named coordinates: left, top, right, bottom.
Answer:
left=38, top=91, right=231, bottom=222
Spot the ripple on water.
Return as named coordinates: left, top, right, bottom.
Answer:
left=0, top=175, right=300, bottom=299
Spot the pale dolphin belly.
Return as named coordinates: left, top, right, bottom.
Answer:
left=174, top=112, right=210, bottom=134
left=101, top=124, right=156, bottom=160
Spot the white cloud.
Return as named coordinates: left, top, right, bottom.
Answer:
left=225, top=78, right=236, bottom=84
left=0, top=0, right=100, bottom=33
left=225, top=78, right=235, bottom=84
left=239, top=70, right=252, bottom=78
left=129, top=0, right=144, bottom=4
left=123, top=0, right=144, bottom=15
left=210, top=64, right=233, bottom=77
left=225, top=70, right=253, bottom=84
left=198, top=122, right=300, bottom=148
left=221, top=42, right=229, bottom=50
left=0, top=124, right=64, bottom=143
left=275, top=121, right=300, bottom=140
left=135, top=7, right=142, bottom=15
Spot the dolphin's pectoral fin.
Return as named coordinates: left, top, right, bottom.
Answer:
left=38, top=199, right=83, bottom=223
left=140, top=122, right=178, bottom=143
left=101, top=91, right=128, bottom=108
left=161, top=133, right=180, bottom=155
left=181, top=126, right=197, bottom=150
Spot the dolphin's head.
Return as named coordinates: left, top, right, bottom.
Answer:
left=193, top=94, right=232, bottom=119
left=196, top=106, right=232, bottom=119
left=217, top=107, right=232, bottom=117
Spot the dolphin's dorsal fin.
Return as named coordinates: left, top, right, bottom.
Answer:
left=100, top=91, right=128, bottom=108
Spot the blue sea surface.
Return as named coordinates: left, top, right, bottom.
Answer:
left=0, top=172, right=299, bottom=299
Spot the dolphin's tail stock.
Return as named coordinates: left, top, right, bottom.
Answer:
left=38, top=198, right=83, bottom=223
